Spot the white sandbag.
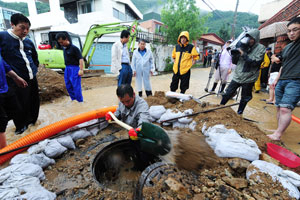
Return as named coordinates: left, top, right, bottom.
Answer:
left=27, top=139, right=51, bottom=155
left=214, top=137, right=261, bottom=161
left=149, top=105, right=166, bottom=119
left=158, top=109, right=182, bottom=123
left=19, top=187, right=56, bottom=200
left=10, top=153, right=55, bottom=168
left=246, top=160, right=283, bottom=182
left=1, top=163, right=45, bottom=180
left=278, top=176, right=300, bottom=199
left=57, top=135, right=76, bottom=149
left=149, top=115, right=156, bottom=122
left=70, top=129, right=91, bottom=141
left=0, top=172, right=10, bottom=184
left=44, top=139, right=67, bottom=158
left=178, top=109, right=193, bottom=124
left=282, top=170, right=300, bottom=181
left=172, top=121, right=189, bottom=129
left=205, top=130, right=241, bottom=149
left=3, top=174, right=41, bottom=193
left=0, top=186, right=19, bottom=199
left=165, top=91, right=192, bottom=101
left=183, top=109, right=193, bottom=115
left=88, top=126, right=100, bottom=136
left=286, top=177, right=300, bottom=187
left=246, top=160, right=300, bottom=199
left=77, top=119, right=98, bottom=128
left=189, top=121, right=197, bottom=131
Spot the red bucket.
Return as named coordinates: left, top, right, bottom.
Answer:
left=267, top=143, right=300, bottom=168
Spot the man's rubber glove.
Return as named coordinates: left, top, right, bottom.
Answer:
left=105, top=112, right=112, bottom=122
left=128, top=128, right=140, bottom=140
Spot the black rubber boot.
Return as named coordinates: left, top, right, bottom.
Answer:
left=237, top=101, right=248, bottom=115
left=145, top=90, right=152, bottom=97
left=211, top=82, right=218, bottom=92
left=138, top=91, right=142, bottom=97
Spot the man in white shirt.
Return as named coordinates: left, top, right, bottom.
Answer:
left=111, top=30, right=132, bottom=86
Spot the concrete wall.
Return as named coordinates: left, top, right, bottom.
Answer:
left=151, top=44, right=173, bottom=72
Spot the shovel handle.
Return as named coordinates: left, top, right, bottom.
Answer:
left=108, top=111, right=133, bottom=130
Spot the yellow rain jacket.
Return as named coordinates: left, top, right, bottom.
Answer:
left=172, top=31, right=199, bottom=75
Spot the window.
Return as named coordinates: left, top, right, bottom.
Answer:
left=113, top=8, right=125, bottom=21
left=41, top=33, right=49, bottom=44
left=78, top=0, right=93, bottom=14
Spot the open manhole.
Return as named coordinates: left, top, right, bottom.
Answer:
left=92, top=139, right=160, bottom=192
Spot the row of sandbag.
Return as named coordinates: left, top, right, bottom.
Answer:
left=0, top=119, right=107, bottom=200
left=149, top=105, right=197, bottom=130
left=202, top=124, right=300, bottom=199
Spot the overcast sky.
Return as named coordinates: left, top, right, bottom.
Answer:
left=6, top=0, right=275, bottom=15
left=196, top=0, right=275, bottom=15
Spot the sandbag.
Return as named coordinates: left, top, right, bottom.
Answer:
left=165, top=91, right=192, bottom=101
left=10, top=153, right=55, bottom=169
left=149, top=105, right=166, bottom=119
left=0, top=163, right=45, bottom=180
left=214, top=136, right=261, bottom=161
left=188, top=121, right=197, bottom=131
left=28, top=139, right=51, bottom=155
left=19, top=188, right=56, bottom=200
left=44, top=139, right=67, bottom=158
left=70, top=129, right=91, bottom=141
left=57, top=135, right=76, bottom=149
left=0, top=186, right=19, bottom=199
left=158, top=109, right=182, bottom=123
left=3, top=174, right=40, bottom=193
left=247, top=160, right=300, bottom=199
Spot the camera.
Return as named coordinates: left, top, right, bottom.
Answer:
left=227, top=30, right=251, bottom=64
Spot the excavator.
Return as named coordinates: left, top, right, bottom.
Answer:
left=37, top=21, right=139, bottom=75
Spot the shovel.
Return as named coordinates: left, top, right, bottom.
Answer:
left=107, top=112, right=171, bottom=156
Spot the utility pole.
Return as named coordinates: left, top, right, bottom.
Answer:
left=231, top=0, right=239, bottom=39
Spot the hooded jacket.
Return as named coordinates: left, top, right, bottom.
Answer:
left=232, top=29, right=265, bottom=83
left=172, top=31, right=199, bottom=75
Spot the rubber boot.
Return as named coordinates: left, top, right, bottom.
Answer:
left=237, top=101, right=248, bottom=115
left=138, top=91, right=142, bottom=97
left=209, top=82, right=218, bottom=93
left=146, top=90, right=152, bottom=97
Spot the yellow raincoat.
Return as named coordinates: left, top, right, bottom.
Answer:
left=172, top=31, right=199, bottom=75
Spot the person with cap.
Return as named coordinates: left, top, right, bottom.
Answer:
left=170, top=31, right=199, bottom=94
left=209, top=40, right=233, bottom=94
left=254, top=47, right=272, bottom=93
left=220, top=29, right=265, bottom=115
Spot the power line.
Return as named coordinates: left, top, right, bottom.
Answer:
left=200, top=0, right=224, bottom=19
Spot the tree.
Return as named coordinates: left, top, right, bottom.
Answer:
left=218, top=23, right=231, bottom=42
left=161, top=0, right=207, bottom=44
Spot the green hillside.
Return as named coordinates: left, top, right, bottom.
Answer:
left=204, top=10, right=259, bottom=39
left=0, top=0, right=49, bottom=16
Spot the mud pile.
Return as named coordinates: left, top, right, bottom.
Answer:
left=36, top=67, right=116, bottom=103
left=40, top=92, right=297, bottom=199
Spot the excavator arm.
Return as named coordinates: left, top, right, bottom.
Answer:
left=82, top=20, right=138, bottom=66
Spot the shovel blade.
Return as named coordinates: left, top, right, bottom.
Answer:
left=139, top=122, right=171, bottom=156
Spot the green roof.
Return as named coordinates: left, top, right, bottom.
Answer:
left=141, top=12, right=161, bottom=22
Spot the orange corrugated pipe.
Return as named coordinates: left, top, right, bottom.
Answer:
left=292, top=114, right=300, bottom=124
left=0, top=106, right=117, bottom=165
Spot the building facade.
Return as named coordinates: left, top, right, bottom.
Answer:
left=0, top=7, right=19, bottom=31
left=27, top=0, right=142, bottom=73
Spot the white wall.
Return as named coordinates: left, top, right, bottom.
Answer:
left=258, top=0, right=292, bottom=23
left=151, top=44, right=173, bottom=72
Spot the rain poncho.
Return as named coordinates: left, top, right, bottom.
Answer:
left=131, top=48, right=155, bottom=92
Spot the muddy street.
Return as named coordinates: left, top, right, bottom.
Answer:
left=5, top=67, right=300, bottom=154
